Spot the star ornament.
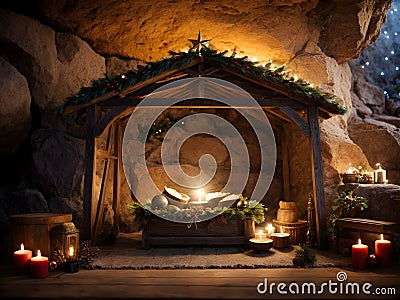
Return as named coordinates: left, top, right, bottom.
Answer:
left=189, top=31, right=210, bottom=54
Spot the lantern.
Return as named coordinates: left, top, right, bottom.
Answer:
left=374, top=163, right=386, bottom=184
left=50, top=222, right=79, bottom=260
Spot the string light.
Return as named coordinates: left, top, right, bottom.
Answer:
left=357, top=1, right=399, bottom=99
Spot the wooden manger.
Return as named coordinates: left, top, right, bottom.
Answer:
left=142, top=218, right=255, bottom=249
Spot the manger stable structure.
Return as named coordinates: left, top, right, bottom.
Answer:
left=61, top=46, right=345, bottom=248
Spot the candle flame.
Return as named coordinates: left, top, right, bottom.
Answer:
left=37, top=250, right=41, bottom=258
left=381, top=234, right=384, bottom=240
left=69, top=246, right=74, bottom=257
left=258, top=230, right=263, bottom=240
left=20, top=243, right=24, bottom=251
left=196, top=189, right=204, bottom=201
left=358, top=239, right=361, bottom=245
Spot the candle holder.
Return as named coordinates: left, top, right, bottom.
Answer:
left=64, top=259, right=79, bottom=273
left=249, top=237, right=273, bottom=253
left=271, top=233, right=291, bottom=248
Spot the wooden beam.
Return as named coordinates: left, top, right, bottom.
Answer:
left=308, top=105, right=327, bottom=249
left=94, top=106, right=133, bottom=137
left=96, top=149, right=117, bottom=160
left=279, top=106, right=310, bottom=137
left=112, top=123, right=123, bottom=236
left=264, top=108, right=292, bottom=123
left=282, top=124, right=291, bottom=201
left=63, top=91, right=119, bottom=116
left=82, top=105, right=99, bottom=240
left=118, top=57, right=202, bottom=98
left=93, top=126, right=113, bottom=239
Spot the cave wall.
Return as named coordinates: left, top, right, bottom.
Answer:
left=0, top=0, right=398, bottom=241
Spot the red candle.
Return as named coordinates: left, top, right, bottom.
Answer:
left=30, top=250, right=48, bottom=278
left=13, top=243, right=32, bottom=275
left=352, top=239, right=368, bottom=269
left=375, top=234, right=391, bottom=267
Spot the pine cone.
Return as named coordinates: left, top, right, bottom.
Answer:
left=78, top=240, right=100, bottom=269
left=50, top=249, right=66, bottom=268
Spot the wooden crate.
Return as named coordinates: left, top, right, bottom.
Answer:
left=10, top=213, right=72, bottom=257
left=142, top=218, right=255, bottom=249
left=336, top=218, right=396, bottom=256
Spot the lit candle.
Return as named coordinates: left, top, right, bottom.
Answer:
left=30, top=250, right=48, bottom=278
left=280, top=226, right=283, bottom=233
left=69, top=246, right=74, bottom=258
left=265, top=224, right=275, bottom=236
left=346, top=163, right=354, bottom=174
left=196, top=189, right=204, bottom=202
left=258, top=230, right=264, bottom=241
left=375, top=234, right=391, bottom=267
left=374, top=163, right=386, bottom=184
left=13, top=243, right=32, bottom=275
left=352, top=239, right=368, bottom=269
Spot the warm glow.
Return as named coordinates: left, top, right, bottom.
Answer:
left=196, top=189, right=205, bottom=201
left=69, top=246, right=74, bottom=257
left=358, top=239, right=362, bottom=245
left=280, top=226, right=283, bottom=233
left=381, top=234, right=384, bottom=241
left=37, top=250, right=41, bottom=258
left=265, top=223, right=275, bottom=235
left=258, top=230, right=263, bottom=240
left=20, top=243, right=24, bottom=251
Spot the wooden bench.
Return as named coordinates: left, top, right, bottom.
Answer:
left=10, top=213, right=72, bottom=257
left=336, top=218, right=396, bottom=256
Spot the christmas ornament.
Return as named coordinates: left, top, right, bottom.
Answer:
left=189, top=30, right=210, bottom=54
left=49, top=261, right=58, bottom=271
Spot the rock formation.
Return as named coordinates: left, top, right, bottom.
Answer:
left=0, top=0, right=399, bottom=243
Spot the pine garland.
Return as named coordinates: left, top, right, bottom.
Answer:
left=58, top=46, right=347, bottom=114
left=129, top=196, right=267, bottom=230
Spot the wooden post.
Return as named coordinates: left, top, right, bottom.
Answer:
left=93, top=126, right=113, bottom=239
left=243, top=219, right=255, bottom=249
left=282, top=124, right=291, bottom=201
left=112, top=123, right=122, bottom=236
left=82, top=105, right=99, bottom=240
left=307, top=106, right=327, bottom=249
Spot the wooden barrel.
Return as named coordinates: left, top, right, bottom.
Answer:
left=277, top=201, right=297, bottom=222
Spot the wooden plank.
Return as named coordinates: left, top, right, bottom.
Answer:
left=118, top=57, right=202, bottom=98
left=82, top=105, right=98, bottom=240
left=94, top=106, right=128, bottom=137
left=96, top=149, right=117, bottom=160
left=279, top=106, right=310, bottom=137
left=282, top=124, right=290, bottom=201
left=112, top=123, right=122, bottom=235
left=63, top=90, right=119, bottom=115
left=149, top=236, right=246, bottom=246
left=307, top=105, right=327, bottom=249
left=148, top=219, right=244, bottom=237
left=93, top=126, right=113, bottom=239
left=9, top=213, right=72, bottom=224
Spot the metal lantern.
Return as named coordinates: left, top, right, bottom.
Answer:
left=50, top=222, right=79, bottom=260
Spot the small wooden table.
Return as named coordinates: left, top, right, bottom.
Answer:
left=336, top=218, right=396, bottom=256
left=10, top=213, right=72, bottom=257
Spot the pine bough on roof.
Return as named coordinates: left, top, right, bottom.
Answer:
left=59, top=47, right=347, bottom=114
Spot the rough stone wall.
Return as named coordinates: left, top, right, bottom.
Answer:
left=0, top=1, right=398, bottom=241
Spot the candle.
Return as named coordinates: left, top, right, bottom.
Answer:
left=265, top=224, right=275, bottom=236
left=64, top=246, right=79, bottom=273
left=258, top=230, right=264, bottom=240
left=352, top=239, right=368, bottom=269
left=346, top=163, right=354, bottom=174
left=30, top=250, right=48, bottom=278
left=13, top=243, right=32, bottom=275
left=196, top=189, right=204, bottom=202
left=374, top=163, right=386, bottom=184
left=375, top=234, right=391, bottom=267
